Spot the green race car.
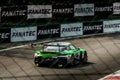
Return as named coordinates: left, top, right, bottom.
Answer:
left=34, top=42, right=88, bottom=67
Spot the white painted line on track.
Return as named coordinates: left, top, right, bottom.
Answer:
left=98, top=70, right=120, bottom=80
left=0, top=45, right=28, bottom=52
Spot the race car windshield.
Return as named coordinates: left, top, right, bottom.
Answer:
left=42, top=45, right=67, bottom=52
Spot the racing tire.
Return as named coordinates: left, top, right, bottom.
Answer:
left=82, top=52, right=88, bottom=64
left=70, top=55, right=76, bottom=66
left=78, top=51, right=88, bottom=64
left=59, top=55, right=75, bottom=68
left=57, top=58, right=68, bottom=68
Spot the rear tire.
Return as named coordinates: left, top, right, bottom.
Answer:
left=78, top=51, right=88, bottom=64
left=70, top=55, right=75, bottom=65
left=82, top=52, right=88, bottom=64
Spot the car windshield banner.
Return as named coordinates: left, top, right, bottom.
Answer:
left=52, top=4, right=74, bottom=17
left=27, top=5, right=52, bottom=19
left=60, top=23, right=83, bottom=37
left=74, top=4, right=94, bottom=17
left=83, top=22, right=103, bottom=35
left=37, top=24, right=60, bottom=39
left=11, top=27, right=37, bottom=42
left=0, top=28, right=10, bottom=43
left=1, top=6, right=27, bottom=22
left=103, top=20, right=120, bottom=33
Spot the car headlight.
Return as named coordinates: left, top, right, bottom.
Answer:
left=34, top=53, right=42, bottom=57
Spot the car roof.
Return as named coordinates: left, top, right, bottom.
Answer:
left=47, top=42, right=71, bottom=46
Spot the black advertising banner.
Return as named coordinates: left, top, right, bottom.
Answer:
left=52, top=4, right=74, bottom=17
left=95, top=3, right=113, bottom=19
left=83, top=22, right=103, bottom=35
left=1, top=6, right=27, bottom=22
left=0, top=28, right=10, bottom=43
left=37, top=24, right=60, bottom=39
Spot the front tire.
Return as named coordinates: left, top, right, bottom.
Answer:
left=69, top=55, right=76, bottom=66
left=82, top=52, right=88, bottom=64
left=78, top=51, right=88, bottom=64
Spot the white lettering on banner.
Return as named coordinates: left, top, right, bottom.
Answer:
left=2, top=10, right=26, bottom=17
left=84, top=25, right=102, bottom=31
left=12, top=31, right=35, bottom=37
left=0, top=33, right=9, bottom=38
left=53, top=8, right=73, bottom=13
left=60, top=23, right=83, bottom=37
left=74, top=4, right=94, bottom=16
left=11, top=27, right=37, bottom=42
left=62, top=27, right=81, bottom=32
left=38, top=28, right=59, bottom=35
left=27, top=5, right=52, bottom=19
left=103, top=20, right=120, bottom=33
left=113, top=3, right=120, bottom=14
left=95, top=6, right=112, bottom=11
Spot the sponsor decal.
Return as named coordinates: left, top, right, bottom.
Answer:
left=83, top=22, right=103, bottom=35
left=113, top=3, right=120, bottom=14
left=103, top=20, right=120, bottom=33
left=27, top=5, right=52, bottom=19
left=11, top=27, right=37, bottom=42
left=60, top=23, right=83, bottom=37
left=1, top=6, right=27, bottom=22
left=52, top=5, right=74, bottom=17
left=37, top=25, right=60, bottom=39
left=0, top=28, right=10, bottom=43
left=74, top=4, right=94, bottom=17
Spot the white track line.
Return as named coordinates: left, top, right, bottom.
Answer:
left=98, top=70, right=120, bottom=80
left=0, top=45, right=28, bottom=52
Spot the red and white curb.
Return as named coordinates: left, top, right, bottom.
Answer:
left=98, top=70, right=120, bottom=80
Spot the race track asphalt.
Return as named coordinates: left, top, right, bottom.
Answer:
left=0, top=33, right=120, bottom=80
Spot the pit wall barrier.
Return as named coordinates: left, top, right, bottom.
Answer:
left=0, top=19, right=120, bottom=43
